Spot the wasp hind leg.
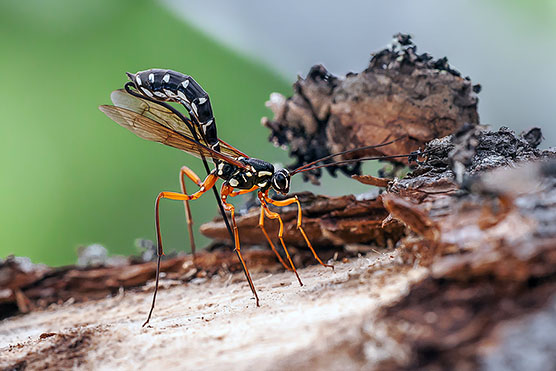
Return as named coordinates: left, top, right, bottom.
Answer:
left=179, top=166, right=203, bottom=257
left=262, top=192, right=334, bottom=270
left=143, top=172, right=218, bottom=327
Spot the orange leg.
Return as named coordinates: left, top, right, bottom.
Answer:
left=221, top=185, right=260, bottom=306
left=179, top=166, right=202, bottom=256
left=225, top=186, right=291, bottom=270
left=258, top=192, right=303, bottom=286
left=262, top=190, right=334, bottom=270
left=143, top=172, right=218, bottom=327
left=258, top=206, right=292, bottom=271
left=228, top=185, right=258, bottom=197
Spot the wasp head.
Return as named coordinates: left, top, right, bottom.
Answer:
left=270, top=169, right=291, bottom=194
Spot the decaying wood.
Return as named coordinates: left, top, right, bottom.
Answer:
left=2, top=34, right=555, bottom=370
left=1, top=252, right=427, bottom=371
left=0, top=249, right=280, bottom=319
left=200, top=192, right=405, bottom=250
left=373, top=126, right=556, bottom=369
left=199, top=123, right=555, bottom=369
left=351, top=174, right=392, bottom=187
left=262, top=33, right=480, bottom=183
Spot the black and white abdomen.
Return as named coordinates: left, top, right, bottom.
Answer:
left=126, top=69, right=219, bottom=151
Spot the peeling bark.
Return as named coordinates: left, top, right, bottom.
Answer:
left=373, top=126, right=556, bottom=369
left=199, top=124, right=556, bottom=369
left=200, top=192, right=404, bottom=250
left=262, top=33, right=480, bottom=183
left=1, top=34, right=555, bottom=371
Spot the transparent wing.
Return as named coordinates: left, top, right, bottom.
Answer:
left=99, top=104, right=247, bottom=168
left=110, top=89, right=247, bottom=160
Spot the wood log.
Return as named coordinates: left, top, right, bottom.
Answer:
left=2, top=34, right=555, bottom=370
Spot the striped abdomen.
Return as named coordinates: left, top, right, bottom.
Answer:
left=126, top=69, right=219, bottom=151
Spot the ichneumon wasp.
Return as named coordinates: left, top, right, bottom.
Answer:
left=99, top=69, right=415, bottom=326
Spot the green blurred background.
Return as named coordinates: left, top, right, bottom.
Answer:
left=1, top=0, right=554, bottom=266
left=0, top=0, right=292, bottom=265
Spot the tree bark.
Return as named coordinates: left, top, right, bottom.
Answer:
left=2, top=34, right=555, bottom=370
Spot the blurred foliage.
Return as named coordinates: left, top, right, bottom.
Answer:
left=0, top=0, right=290, bottom=265
left=501, top=0, right=556, bottom=26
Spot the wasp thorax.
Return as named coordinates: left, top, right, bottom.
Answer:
left=271, top=169, right=290, bottom=194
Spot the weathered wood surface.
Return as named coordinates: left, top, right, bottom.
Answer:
left=0, top=249, right=280, bottom=319
left=202, top=121, right=556, bottom=369
left=376, top=126, right=556, bottom=369
left=2, top=34, right=555, bottom=370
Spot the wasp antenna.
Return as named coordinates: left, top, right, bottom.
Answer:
left=291, top=135, right=408, bottom=175
left=292, top=152, right=422, bottom=175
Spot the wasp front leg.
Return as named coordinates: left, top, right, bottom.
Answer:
left=258, top=206, right=293, bottom=271
left=259, top=199, right=303, bottom=286
left=226, top=187, right=292, bottom=271
left=262, top=190, right=334, bottom=270
left=258, top=192, right=303, bottom=286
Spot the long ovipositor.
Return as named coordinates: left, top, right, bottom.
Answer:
left=126, top=68, right=220, bottom=152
